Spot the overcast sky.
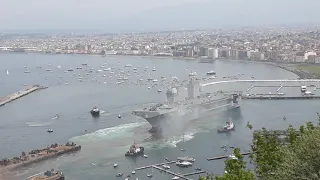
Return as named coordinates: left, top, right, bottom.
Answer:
left=1, top=0, right=320, bottom=33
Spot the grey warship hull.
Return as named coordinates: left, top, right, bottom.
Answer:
left=133, top=95, right=241, bottom=133
left=132, top=77, right=241, bottom=133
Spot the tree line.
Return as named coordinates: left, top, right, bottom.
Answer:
left=199, top=113, right=320, bottom=180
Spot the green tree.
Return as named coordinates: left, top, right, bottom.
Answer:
left=214, top=148, right=255, bottom=180
left=200, top=114, right=320, bottom=180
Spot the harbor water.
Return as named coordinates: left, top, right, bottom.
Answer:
left=0, top=53, right=319, bottom=180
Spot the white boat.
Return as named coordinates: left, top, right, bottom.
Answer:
left=147, top=174, right=153, bottom=178
left=172, top=176, right=180, bottom=180
left=6, top=70, right=9, bottom=75
left=125, top=64, right=132, bottom=67
left=228, top=154, right=238, bottom=160
left=24, top=70, right=31, bottom=73
left=162, top=165, right=170, bottom=169
left=176, top=160, right=192, bottom=167
left=104, top=68, right=111, bottom=71
left=133, top=68, right=138, bottom=70
left=177, top=156, right=195, bottom=162
left=206, top=70, right=216, bottom=75
left=97, top=69, right=103, bottom=72
left=143, top=154, right=148, bottom=158
left=189, top=72, right=197, bottom=76
left=152, top=67, right=156, bottom=71
left=152, top=79, right=158, bottom=82
left=132, top=171, right=136, bottom=174
left=113, top=164, right=118, bottom=168
left=158, top=89, right=162, bottom=92
left=217, top=120, right=235, bottom=133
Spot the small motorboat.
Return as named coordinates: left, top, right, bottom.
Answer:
left=195, top=168, right=201, bottom=171
left=189, top=72, right=197, bottom=76
left=217, top=120, right=235, bottom=133
left=118, top=114, right=121, bottom=118
left=162, top=165, right=170, bottom=169
left=228, top=154, right=238, bottom=160
left=177, top=156, right=195, bottom=162
left=147, top=174, right=153, bottom=178
left=116, top=173, right=123, bottom=177
left=176, top=160, right=192, bottom=167
left=132, top=171, right=136, bottom=174
left=90, top=106, right=100, bottom=117
left=206, top=70, right=216, bottom=75
left=47, top=129, right=53, bottom=133
left=143, top=154, right=148, bottom=158
left=172, top=176, right=180, bottom=180
left=113, top=164, right=118, bottom=168
left=52, top=114, right=59, bottom=119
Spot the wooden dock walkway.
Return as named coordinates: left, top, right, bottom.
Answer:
left=182, top=170, right=206, bottom=176
left=0, top=85, right=47, bottom=107
left=207, top=152, right=251, bottom=161
left=135, top=161, right=176, bottom=171
left=152, top=165, right=192, bottom=180
left=253, top=130, right=301, bottom=136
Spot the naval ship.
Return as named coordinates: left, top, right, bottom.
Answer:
left=132, top=77, right=241, bottom=133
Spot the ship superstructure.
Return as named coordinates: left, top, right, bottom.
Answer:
left=132, top=77, right=241, bottom=133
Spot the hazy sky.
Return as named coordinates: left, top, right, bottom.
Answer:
left=1, top=0, right=320, bottom=33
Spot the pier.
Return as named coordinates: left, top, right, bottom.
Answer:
left=135, top=161, right=176, bottom=170
left=207, top=152, right=251, bottom=161
left=135, top=161, right=206, bottom=180
left=242, top=96, right=320, bottom=100
left=0, top=85, right=47, bottom=107
left=0, top=143, right=81, bottom=172
left=253, top=130, right=301, bottom=136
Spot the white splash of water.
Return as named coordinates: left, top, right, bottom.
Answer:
left=26, top=122, right=55, bottom=127
left=70, top=122, right=147, bottom=142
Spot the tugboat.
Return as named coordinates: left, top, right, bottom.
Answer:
left=90, top=106, right=100, bottom=117
left=125, top=142, right=144, bottom=156
left=217, top=119, right=235, bottom=133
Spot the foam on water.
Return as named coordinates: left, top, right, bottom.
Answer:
left=70, top=122, right=147, bottom=142
left=164, top=131, right=196, bottom=148
left=26, top=121, right=55, bottom=127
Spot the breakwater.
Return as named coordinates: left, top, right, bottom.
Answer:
left=0, top=143, right=81, bottom=172
left=0, top=85, right=47, bottom=107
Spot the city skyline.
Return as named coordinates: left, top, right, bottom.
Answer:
left=1, top=0, right=320, bottom=33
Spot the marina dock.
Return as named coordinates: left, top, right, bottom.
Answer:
left=135, top=161, right=206, bottom=180
left=152, top=165, right=192, bottom=180
left=207, top=152, right=251, bottom=161
left=253, top=130, right=301, bottom=136
left=242, top=96, right=320, bottom=100
left=135, top=161, right=176, bottom=170
left=0, top=85, right=47, bottom=107
left=0, top=143, right=81, bottom=172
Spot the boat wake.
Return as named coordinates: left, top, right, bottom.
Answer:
left=70, top=122, right=147, bottom=142
left=26, top=121, right=55, bottom=127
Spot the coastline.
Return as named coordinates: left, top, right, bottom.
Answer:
left=1, top=51, right=318, bottom=79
